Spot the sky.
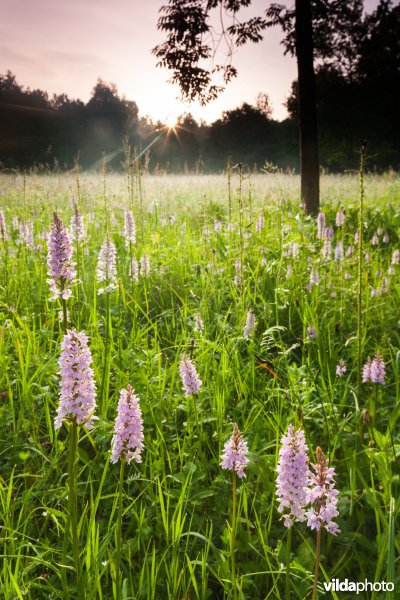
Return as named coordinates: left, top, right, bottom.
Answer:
left=1, top=0, right=381, bottom=124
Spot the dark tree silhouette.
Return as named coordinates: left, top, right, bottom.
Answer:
left=153, top=0, right=380, bottom=213
left=285, top=0, right=400, bottom=170
left=153, top=0, right=321, bottom=213
left=1, top=1, right=399, bottom=179
left=294, top=0, right=319, bottom=213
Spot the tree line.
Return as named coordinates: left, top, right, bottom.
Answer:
left=0, top=0, right=398, bottom=175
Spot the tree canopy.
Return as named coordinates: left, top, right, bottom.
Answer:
left=0, top=0, right=398, bottom=174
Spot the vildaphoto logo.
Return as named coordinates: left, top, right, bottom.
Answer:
left=324, top=579, right=395, bottom=594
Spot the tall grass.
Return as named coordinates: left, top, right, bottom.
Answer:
left=0, top=171, right=399, bottom=598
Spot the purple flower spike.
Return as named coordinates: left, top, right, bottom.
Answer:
left=305, top=447, right=340, bottom=535
left=317, top=212, right=326, bottom=239
left=55, top=329, right=97, bottom=430
left=221, top=423, right=249, bottom=478
left=306, top=325, right=317, bottom=340
left=70, top=201, right=86, bottom=243
left=243, top=309, right=256, bottom=339
left=336, top=208, right=345, bottom=227
left=140, top=252, right=150, bottom=277
left=47, top=212, right=76, bottom=300
left=276, top=424, right=309, bottom=528
left=362, top=357, right=372, bottom=383
left=336, top=360, right=346, bottom=377
left=131, top=257, right=139, bottom=282
left=97, top=235, right=117, bottom=294
left=179, top=355, right=202, bottom=396
left=111, top=385, right=144, bottom=464
left=124, top=210, right=136, bottom=246
left=371, top=352, right=385, bottom=384
left=0, top=210, right=7, bottom=241
left=334, top=241, right=344, bottom=263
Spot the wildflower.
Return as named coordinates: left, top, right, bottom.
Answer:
left=130, top=257, right=139, bottom=282
left=179, top=355, right=202, bottom=396
left=383, top=233, right=389, bottom=243
left=256, top=214, right=265, bottom=233
left=70, top=201, right=85, bottom=243
left=111, top=385, right=144, bottom=464
left=18, top=221, right=28, bottom=245
left=324, top=226, right=334, bottom=240
left=379, top=277, right=389, bottom=295
left=140, top=252, right=150, bottom=277
left=243, top=309, right=256, bottom=339
left=220, top=423, right=249, bottom=479
left=27, top=222, right=34, bottom=247
left=334, top=241, right=344, bottom=263
left=286, top=264, right=293, bottom=279
left=336, top=360, right=346, bottom=377
left=345, top=245, right=354, bottom=257
left=336, top=208, right=345, bottom=227
left=362, top=357, right=372, bottom=382
left=276, top=424, right=309, bottom=527
left=47, top=212, right=76, bottom=300
left=307, top=325, right=317, bottom=340
left=391, top=249, right=399, bottom=265
left=54, top=329, right=97, bottom=430
left=371, top=352, right=385, bottom=384
left=371, top=233, right=379, bottom=246
left=305, top=447, right=340, bottom=535
left=234, top=259, right=242, bottom=287
left=0, top=210, right=7, bottom=240
left=124, top=209, right=136, bottom=246
left=194, top=313, right=204, bottom=333
left=214, top=219, right=222, bottom=233
left=321, top=240, right=331, bottom=260
left=365, top=251, right=371, bottom=263
left=317, top=212, right=326, bottom=239
left=260, top=247, right=267, bottom=267
left=290, top=241, right=299, bottom=259
left=97, top=236, right=118, bottom=294
left=308, top=268, right=319, bottom=290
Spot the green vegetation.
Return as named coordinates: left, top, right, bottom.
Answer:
left=0, top=171, right=399, bottom=599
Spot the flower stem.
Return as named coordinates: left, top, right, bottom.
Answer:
left=61, top=297, right=68, bottom=333
left=231, top=469, right=237, bottom=600
left=311, top=528, right=322, bottom=600
left=116, top=458, right=125, bottom=600
left=286, top=526, right=292, bottom=599
left=100, top=292, right=111, bottom=416
left=68, top=422, right=84, bottom=598
left=357, top=142, right=367, bottom=406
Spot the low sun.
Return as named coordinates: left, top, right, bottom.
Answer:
left=163, top=112, right=179, bottom=132
left=160, top=112, right=181, bottom=143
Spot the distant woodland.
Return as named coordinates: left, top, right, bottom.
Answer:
left=1, top=2, right=399, bottom=173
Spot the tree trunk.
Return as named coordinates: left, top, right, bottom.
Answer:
left=295, top=0, right=320, bottom=215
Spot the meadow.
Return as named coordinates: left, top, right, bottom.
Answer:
left=0, top=170, right=399, bottom=599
